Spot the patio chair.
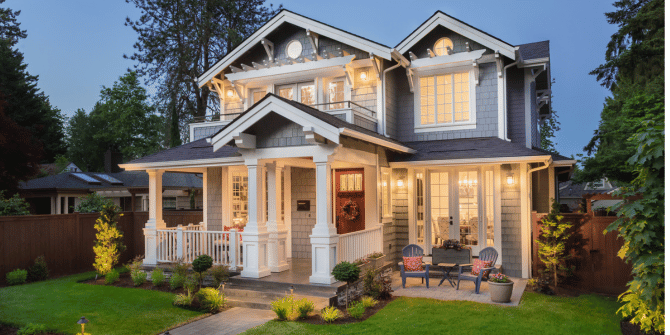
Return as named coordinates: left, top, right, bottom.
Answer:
left=456, top=247, right=498, bottom=294
left=399, top=244, right=430, bottom=288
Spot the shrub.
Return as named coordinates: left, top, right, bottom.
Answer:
left=0, top=191, right=30, bottom=216
left=360, top=296, right=378, bottom=309
left=192, top=254, right=213, bottom=287
left=363, top=269, right=381, bottom=298
left=131, top=270, right=147, bottom=286
left=171, top=259, right=190, bottom=277
left=16, top=323, right=47, bottom=335
left=271, top=295, right=295, bottom=321
left=197, top=287, right=226, bottom=312
left=173, top=291, right=193, bottom=307
left=92, top=205, right=126, bottom=275
left=184, top=274, right=198, bottom=293
left=320, top=306, right=342, bottom=323
left=367, top=252, right=384, bottom=259
left=27, top=255, right=49, bottom=282
left=296, top=298, right=315, bottom=319
left=75, top=193, right=114, bottom=213
left=151, top=268, right=165, bottom=287
left=126, top=256, right=143, bottom=272
left=104, top=269, right=120, bottom=285
left=209, top=265, right=229, bottom=287
left=347, top=302, right=365, bottom=319
left=169, top=273, right=185, bottom=291
left=536, top=201, right=573, bottom=287
left=332, top=261, right=360, bottom=307
left=6, top=269, right=27, bottom=285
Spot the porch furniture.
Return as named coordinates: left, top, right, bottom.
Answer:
left=431, top=247, right=473, bottom=287
left=456, top=247, right=498, bottom=294
left=399, top=244, right=430, bottom=288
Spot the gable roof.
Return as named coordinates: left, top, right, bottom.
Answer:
left=518, top=40, right=550, bottom=61
left=395, top=10, right=516, bottom=59
left=20, top=171, right=203, bottom=191
left=198, top=9, right=392, bottom=88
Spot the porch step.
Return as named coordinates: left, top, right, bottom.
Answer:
left=224, top=287, right=332, bottom=310
left=226, top=276, right=344, bottom=297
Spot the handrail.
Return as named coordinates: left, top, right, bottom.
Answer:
left=191, top=112, right=243, bottom=123
left=310, top=101, right=376, bottom=118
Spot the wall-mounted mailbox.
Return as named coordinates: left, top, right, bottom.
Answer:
left=296, top=200, right=310, bottom=211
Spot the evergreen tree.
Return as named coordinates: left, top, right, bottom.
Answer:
left=535, top=201, right=573, bottom=287
left=93, top=205, right=126, bottom=276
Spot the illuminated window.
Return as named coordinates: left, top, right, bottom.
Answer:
left=420, top=72, right=470, bottom=125
left=299, top=82, right=315, bottom=105
left=231, top=171, right=248, bottom=226
left=252, top=89, right=267, bottom=104
left=339, top=173, right=362, bottom=191
left=381, top=172, right=391, bottom=217
left=485, top=169, right=494, bottom=247
left=278, top=85, right=294, bottom=100
left=434, top=37, right=453, bottom=56
left=328, top=80, right=345, bottom=109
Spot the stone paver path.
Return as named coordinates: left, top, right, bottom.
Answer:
left=392, top=272, right=527, bottom=306
left=168, top=307, right=275, bottom=335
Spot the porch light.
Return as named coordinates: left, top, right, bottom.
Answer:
left=360, top=71, right=368, bottom=81
left=77, top=317, right=89, bottom=335
left=227, top=89, right=234, bottom=98
left=506, top=173, right=515, bottom=185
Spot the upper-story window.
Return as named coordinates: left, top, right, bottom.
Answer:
left=434, top=37, right=453, bottom=56
left=277, top=82, right=315, bottom=105
left=251, top=88, right=267, bottom=104
left=419, top=72, right=471, bottom=126
left=328, top=80, right=345, bottom=109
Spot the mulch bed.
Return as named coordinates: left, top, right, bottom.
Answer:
left=297, top=296, right=396, bottom=325
left=524, top=284, right=585, bottom=298
left=82, top=271, right=189, bottom=294
left=620, top=321, right=662, bottom=335
left=0, top=324, right=65, bottom=335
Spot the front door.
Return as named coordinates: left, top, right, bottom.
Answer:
left=335, top=169, right=365, bottom=234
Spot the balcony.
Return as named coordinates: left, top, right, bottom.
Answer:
left=189, top=101, right=378, bottom=142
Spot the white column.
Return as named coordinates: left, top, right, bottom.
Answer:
left=520, top=163, right=531, bottom=278
left=240, top=160, right=271, bottom=278
left=309, top=158, right=339, bottom=284
left=548, top=166, right=556, bottom=206
left=55, top=196, right=61, bottom=215
left=143, top=169, right=165, bottom=266
left=267, top=163, right=289, bottom=272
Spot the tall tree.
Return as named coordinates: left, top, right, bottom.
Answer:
left=66, top=72, right=164, bottom=172
left=576, top=0, right=664, bottom=184
left=0, top=97, right=42, bottom=193
left=0, top=1, right=66, bottom=163
left=124, top=0, right=280, bottom=145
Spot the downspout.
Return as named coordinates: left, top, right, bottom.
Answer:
left=381, top=62, right=404, bottom=137
left=502, top=61, right=518, bottom=141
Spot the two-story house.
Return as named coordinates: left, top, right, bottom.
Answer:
left=121, top=10, right=575, bottom=284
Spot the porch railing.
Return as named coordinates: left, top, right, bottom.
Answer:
left=337, top=225, right=383, bottom=263
left=156, top=225, right=243, bottom=268
left=162, top=223, right=203, bottom=231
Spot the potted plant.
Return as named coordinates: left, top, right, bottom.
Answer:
left=367, top=252, right=386, bottom=269
left=353, top=257, right=372, bottom=273
left=488, top=273, right=514, bottom=303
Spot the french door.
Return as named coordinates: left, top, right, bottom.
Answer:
left=276, top=82, right=316, bottom=105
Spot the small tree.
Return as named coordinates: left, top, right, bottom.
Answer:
left=76, top=193, right=114, bottom=213
left=0, top=192, right=30, bottom=216
left=332, top=261, right=360, bottom=307
left=192, top=254, right=213, bottom=287
left=93, top=205, right=126, bottom=275
left=536, top=200, right=573, bottom=287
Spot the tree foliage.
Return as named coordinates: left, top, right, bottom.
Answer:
left=0, top=96, right=42, bottom=193
left=606, top=114, right=664, bottom=333
left=0, top=191, right=30, bottom=216
left=75, top=193, right=115, bottom=213
left=539, top=108, right=561, bottom=154
left=66, top=72, right=164, bottom=172
left=124, top=0, right=281, bottom=145
left=93, top=205, right=127, bottom=275
left=535, top=200, right=573, bottom=287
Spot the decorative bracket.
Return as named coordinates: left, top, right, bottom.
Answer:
left=465, top=42, right=471, bottom=52
left=306, top=29, right=319, bottom=55
left=303, top=127, right=326, bottom=144
left=344, top=65, right=354, bottom=89
left=473, top=61, right=480, bottom=86
left=494, top=51, right=503, bottom=78
left=230, top=81, right=245, bottom=102
left=406, top=68, right=414, bottom=92
left=408, top=51, right=418, bottom=61
left=233, top=132, right=256, bottom=149
left=370, top=53, right=381, bottom=80
left=427, top=49, right=436, bottom=58
left=261, top=38, right=274, bottom=63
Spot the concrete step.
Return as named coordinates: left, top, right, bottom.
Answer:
left=224, top=288, right=332, bottom=311
left=226, top=276, right=342, bottom=297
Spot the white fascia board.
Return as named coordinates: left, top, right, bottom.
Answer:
left=198, top=11, right=391, bottom=87
left=210, top=96, right=341, bottom=151
left=552, top=160, right=577, bottom=166
left=389, top=155, right=553, bottom=167
left=409, top=49, right=486, bottom=70
left=338, top=128, right=416, bottom=154
left=119, top=156, right=244, bottom=171
left=225, top=55, right=355, bottom=83
left=518, top=57, right=549, bottom=67
left=396, top=14, right=515, bottom=59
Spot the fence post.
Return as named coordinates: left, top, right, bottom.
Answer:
left=176, top=225, right=184, bottom=260
left=229, top=229, right=237, bottom=271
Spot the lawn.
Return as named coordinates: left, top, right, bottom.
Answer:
left=244, top=293, right=622, bottom=335
left=0, top=272, right=204, bottom=335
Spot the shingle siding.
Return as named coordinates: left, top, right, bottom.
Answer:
left=193, top=125, right=225, bottom=142
left=291, top=167, right=316, bottom=259
left=507, top=67, right=526, bottom=145
left=249, top=113, right=307, bottom=148
left=387, top=168, right=410, bottom=264
left=385, top=66, right=400, bottom=139
left=501, top=164, right=522, bottom=277
left=206, top=167, right=222, bottom=231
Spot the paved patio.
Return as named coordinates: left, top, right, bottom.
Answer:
left=391, top=272, right=527, bottom=306
left=168, top=307, right=275, bottom=335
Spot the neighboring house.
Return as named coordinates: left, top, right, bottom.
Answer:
left=19, top=171, right=203, bottom=215
left=120, top=10, right=575, bottom=283
left=39, top=162, right=82, bottom=175
left=558, top=178, right=619, bottom=213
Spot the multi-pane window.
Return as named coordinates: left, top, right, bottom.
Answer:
left=339, top=173, right=362, bottom=191
left=416, top=173, right=425, bottom=245
left=162, top=197, right=176, bottom=209
left=430, top=171, right=450, bottom=244
left=433, top=37, right=453, bottom=56
left=485, top=169, right=494, bottom=247
left=328, top=80, right=345, bottom=109
left=299, top=83, right=315, bottom=105
left=277, top=82, right=315, bottom=105
left=252, top=89, right=266, bottom=104
left=231, top=171, right=248, bottom=226
left=278, top=86, right=294, bottom=100
left=420, top=72, right=470, bottom=125
left=381, top=172, right=390, bottom=217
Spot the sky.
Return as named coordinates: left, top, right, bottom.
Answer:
left=6, top=0, right=617, bottom=159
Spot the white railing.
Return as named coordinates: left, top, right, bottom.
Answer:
left=162, top=223, right=203, bottom=231
left=156, top=225, right=242, bottom=269
left=337, top=225, right=383, bottom=263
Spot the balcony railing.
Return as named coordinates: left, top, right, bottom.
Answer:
left=310, top=101, right=376, bottom=119
left=191, top=112, right=243, bottom=124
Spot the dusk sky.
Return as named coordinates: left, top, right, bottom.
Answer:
left=6, top=0, right=617, bottom=159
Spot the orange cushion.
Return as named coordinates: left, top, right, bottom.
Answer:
left=471, top=259, right=493, bottom=278
left=403, top=256, right=424, bottom=272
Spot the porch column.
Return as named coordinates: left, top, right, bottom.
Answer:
left=55, top=195, right=61, bottom=214
left=309, top=157, right=339, bottom=284
left=267, top=162, right=289, bottom=272
left=240, top=160, right=271, bottom=278
left=143, top=169, right=165, bottom=266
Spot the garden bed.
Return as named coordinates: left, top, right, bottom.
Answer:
left=0, top=324, right=65, bottom=335
left=296, top=296, right=396, bottom=325
left=82, top=271, right=188, bottom=294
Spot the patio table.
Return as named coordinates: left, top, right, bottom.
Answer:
left=436, top=262, right=459, bottom=287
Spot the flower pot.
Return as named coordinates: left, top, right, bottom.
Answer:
left=367, top=254, right=386, bottom=269
left=489, top=280, right=514, bottom=303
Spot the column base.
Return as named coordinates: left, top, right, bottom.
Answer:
left=240, top=231, right=271, bottom=279
left=268, top=230, right=289, bottom=272
left=309, top=234, right=339, bottom=285
left=143, top=228, right=158, bottom=266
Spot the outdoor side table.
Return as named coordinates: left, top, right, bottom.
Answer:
left=437, top=263, right=458, bottom=287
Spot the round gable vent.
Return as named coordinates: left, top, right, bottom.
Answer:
left=286, top=40, right=303, bottom=59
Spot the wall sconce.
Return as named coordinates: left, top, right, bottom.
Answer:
left=397, top=179, right=404, bottom=187
left=360, top=71, right=368, bottom=81
left=506, top=172, right=515, bottom=185
left=226, top=89, right=234, bottom=98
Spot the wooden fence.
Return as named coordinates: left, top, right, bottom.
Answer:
left=532, top=211, right=632, bottom=295
left=0, top=211, right=202, bottom=283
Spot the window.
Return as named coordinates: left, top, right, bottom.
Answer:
left=419, top=72, right=471, bottom=127
left=328, top=80, right=345, bottom=109
left=252, top=88, right=266, bottom=104
left=339, top=173, right=362, bottom=191
left=231, top=171, right=248, bottom=226
left=484, top=169, right=494, bottom=247
left=381, top=172, right=391, bottom=217
left=430, top=172, right=450, bottom=244
left=277, top=82, right=315, bottom=105
left=278, top=85, right=294, bottom=100
left=434, top=37, right=453, bottom=56
left=163, top=197, right=176, bottom=209
left=416, top=172, right=425, bottom=245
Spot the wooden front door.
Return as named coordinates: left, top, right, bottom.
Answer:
left=335, top=169, right=365, bottom=235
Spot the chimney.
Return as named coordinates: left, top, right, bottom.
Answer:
left=104, top=149, right=124, bottom=173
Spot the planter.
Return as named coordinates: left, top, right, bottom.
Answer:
left=357, top=261, right=374, bottom=274
left=367, top=254, right=386, bottom=269
left=489, top=280, right=514, bottom=303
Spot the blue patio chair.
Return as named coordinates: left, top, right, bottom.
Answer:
left=456, top=247, right=498, bottom=294
left=399, top=244, right=430, bottom=288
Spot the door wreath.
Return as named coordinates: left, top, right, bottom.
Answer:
left=340, top=198, right=360, bottom=221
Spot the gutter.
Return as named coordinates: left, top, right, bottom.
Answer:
left=381, top=49, right=411, bottom=137
left=502, top=60, right=518, bottom=141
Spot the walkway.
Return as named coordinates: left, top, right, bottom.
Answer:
left=168, top=307, right=275, bottom=335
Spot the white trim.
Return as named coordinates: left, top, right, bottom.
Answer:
left=338, top=128, right=415, bottom=153
left=520, top=162, right=531, bottom=279
left=409, top=49, right=486, bottom=69
left=119, top=157, right=244, bottom=171
left=396, top=12, right=515, bottom=59
left=224, top=55, right=355, bottom=84
left=389, top=155, right=552, bottom=167
left=198, top=10, right=391, bottom=87
left=493, top=165, right=502, bottom=265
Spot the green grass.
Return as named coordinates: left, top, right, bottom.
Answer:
left=244, top=293, right=622, bottom=335
left=0, top=272, right=204, bottom=335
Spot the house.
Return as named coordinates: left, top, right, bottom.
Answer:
left=39, top=162, right=82, bottom=175
left=19, top=171, right=203, bottom=215
left=120, top=9, right=575, bottom=284
left=558, top=178, right=619, bottom=213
